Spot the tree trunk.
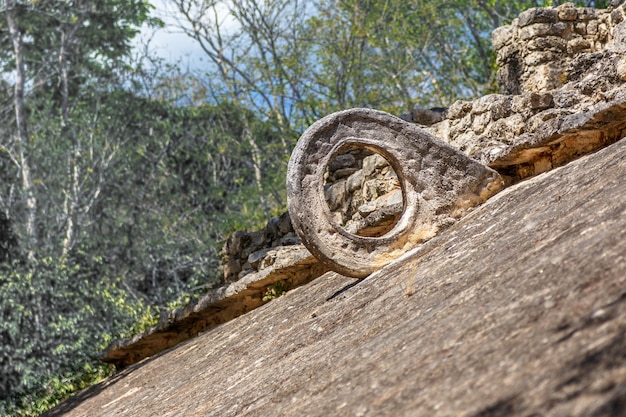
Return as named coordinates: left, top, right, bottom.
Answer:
left=6, top=0, right=38, bottom=259
left=58, top=7, right=89, bottom=256
left=60, top=31, right=80, bottom=256
left=243, top=123, right=268, bottom=217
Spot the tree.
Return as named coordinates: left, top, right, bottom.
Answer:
left=170, top=0, right=612, bottom=126
left=0, top=256, right=151, bottom=413
left=0, top=0, right=159, bottom=258
left=3, top=0, right=36, bottom=258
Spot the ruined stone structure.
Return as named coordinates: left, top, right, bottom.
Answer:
left=411, top=3, right=626, bottom=182
left=495, top=2, right=626, bottom=94
left=99, top=2, right=626, bottom=371
left=224, top=3, right=626, bottom=284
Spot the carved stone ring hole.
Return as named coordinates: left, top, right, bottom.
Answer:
left=323, top=144, right=404, bottom=238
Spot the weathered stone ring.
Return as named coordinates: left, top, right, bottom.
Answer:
left=287, top=108, right=504, bottom=278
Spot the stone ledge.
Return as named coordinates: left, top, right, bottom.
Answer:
left=480, top=90, right=626, bottom=182
left=100, top=245, right=328, bottom=368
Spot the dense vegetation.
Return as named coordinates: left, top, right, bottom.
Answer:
left=0, top=0, right=609, bottom=415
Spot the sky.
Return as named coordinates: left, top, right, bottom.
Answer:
left=134, top=1, right=203, bottom=68
left=134, top=0, right=235, bottom=71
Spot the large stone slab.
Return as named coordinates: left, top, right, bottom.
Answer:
left=47, top=137, right=626, bottom=417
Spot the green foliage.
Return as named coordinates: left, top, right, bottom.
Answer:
left=262, top=281, right=290, bottom=302
left=0, top=256, right=148, bottom=413
left=176, top=0, right=615, bottom=126
left=0, top=0, right=161, bottom=83
left=306, top=0, right=551, bottom=113
left=75, top=93, right=287, bottom=304
left=1, top=362, right=114, bottom=417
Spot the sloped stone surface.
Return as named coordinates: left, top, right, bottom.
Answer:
left=48, top=138, right=626, bottom=417
left=99, top=245, right=327, bottom=369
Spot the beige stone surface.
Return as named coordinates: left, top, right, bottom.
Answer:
left=99, top=245, right=328, bottom=368
left=47, top=137, right=626, bottom=417
left=100, top=2, right=626, bottom=378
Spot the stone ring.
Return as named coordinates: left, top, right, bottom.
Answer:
left=287, top=108, right=504, bottom=277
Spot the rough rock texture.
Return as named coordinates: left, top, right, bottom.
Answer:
left=418, top=63, right=626, bottom=184
left=100, top=246, right=328, bottom=368
left=286, top=108, right=504, bottom=278
left=477, top=90, right=626, bottom=182
left=229, top=3, right=626, bottom=283
left=324, top=148, right=402, bottom=237
left=99, top=3, right=626, bottom=370
left=47, top=136, right=626, bottom=417
left=221, top=212, right=300, bottom=282
left=493, top=2, right=626, bottom=94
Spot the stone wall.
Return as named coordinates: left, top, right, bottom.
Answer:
left=494, top=2, right=626, bottom=94
left=324, top=149, right=401, bottom=237
left=221, top=212, right=299, bottom=282
left=221, top=151, right=402, bottom=282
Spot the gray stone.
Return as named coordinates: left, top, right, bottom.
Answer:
left=527, top=36, right=567, bottom=52
left=247, top=247, right=272, bottom=269
left=471, top=94, right=506, bottom=114
left=357, top=200, right=376, bottom=216
left=53, top=137, right=626, bottom=417
left=518, top=7, right=559, bottom=27
left=361, top=152, right=388, bottom=177
left=557, top=3, right=578, bottom=21
left=324, top=180, right=346, bottom=211
left=276, top=211, right=293, bottom=235
left=446, top=99, right=473, bottom=119
left=519, top=22, right=568, bottom=40
left=279, top=234, right=300, bottom=246
left=411, top=107, right=447, bottom=125
left=612, top=21, right=626, bottom=49
left=345, top=170, right=363, bottom=193
left=327, top=153, right=356, bottom=171
left=333, top=167, right=359, bottom=179
left=491, top=25, right=513, bottom=50
left=222, top=257, right=241, bottom=282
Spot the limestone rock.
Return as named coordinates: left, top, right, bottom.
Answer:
left=495, top=3, right=625, bottom=94
left=95, top=1, right=626, bottom=392
left=47, top=137, right=626, bottom=417
left=286, top=108, right=504, bottom=278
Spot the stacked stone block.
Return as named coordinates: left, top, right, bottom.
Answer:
left=324, top=149, right=401, bottom=237
left=221, top=212, right=299, bottom=282
left=493, top=2, right=626, bottom=94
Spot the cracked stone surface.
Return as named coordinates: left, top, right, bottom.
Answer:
left=47, top=137, right=626, bottom=417
left=98, top=1, right=626, bottom=379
